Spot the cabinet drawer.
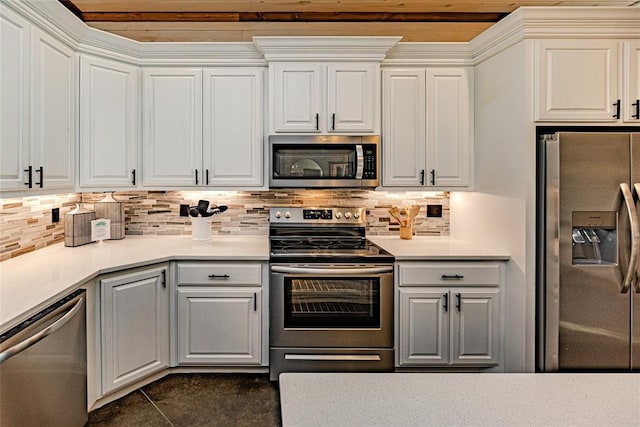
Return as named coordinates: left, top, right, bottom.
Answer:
left=177, top=262, right=262, bottom=286
left=398, top=262, right=502, bottom=287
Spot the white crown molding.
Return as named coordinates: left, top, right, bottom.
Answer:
left=471, top=7, right=640, bottom=64
left=253, top=36, right=402, bottom=62
left=382, top=43, right=473, bottom=66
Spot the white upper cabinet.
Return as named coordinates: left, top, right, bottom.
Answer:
left=80, top=55, right=138, bottom=188
left=535, top=40, right=625, bottom=122
left=0, top=7, right=30, bottom=192
left=326, top=63, right=378, bottom=133
left=142, top=67, right=263, bottom=187
left=382, top=67, right=472, bottom=188
left=203, top=69, right=263, bottom=186
left=625, top=41, right=640, bottom=122
left=30, top=27, right=75, bottom=191
left=270, top=62, right=379, bottom=134
left=382, top=69, right=426, bottom=187
left=142, top=68, right=203, bottom=186
left=272, top=63, right=323, bottom=133
left=0, top=7, right=75, bottom=193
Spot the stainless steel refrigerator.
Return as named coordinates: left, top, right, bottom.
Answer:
left=538, top=131, right=640, bottom=371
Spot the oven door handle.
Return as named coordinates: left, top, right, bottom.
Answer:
left=271, top=265, right=393, bottom=275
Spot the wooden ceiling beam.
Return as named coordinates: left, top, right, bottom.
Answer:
left=79, top=11, right=507, bottom=23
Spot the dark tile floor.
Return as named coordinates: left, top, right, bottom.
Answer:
left=85, top=373, right=281, bottom=427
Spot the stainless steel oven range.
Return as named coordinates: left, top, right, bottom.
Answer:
left=269, top=207, right=395, bottom=381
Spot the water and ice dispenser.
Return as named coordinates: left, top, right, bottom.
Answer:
left=571, top=211, right=617, bottom=265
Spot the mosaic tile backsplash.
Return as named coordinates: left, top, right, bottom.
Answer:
left=1, top=190, right=449, bottom=260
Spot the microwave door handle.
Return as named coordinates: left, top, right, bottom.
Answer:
left=619, top=183, right=639, bottom=293
left=355, top=145, right=364, bottom=179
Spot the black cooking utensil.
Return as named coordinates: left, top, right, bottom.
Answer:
left=189, top=207, right=200, bottom=217
left=196, top=200, right=210, bottom=216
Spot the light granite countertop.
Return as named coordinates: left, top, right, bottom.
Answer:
left=279, top=372, right=640, bottom=426
left=0, top=235, right=508, bottom=334
left=368, top=236, right=510, bottom=261
left=0, top=235, right=269, bottom=333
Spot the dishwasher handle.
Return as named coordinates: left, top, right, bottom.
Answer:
left=0, top=294, right=85, bottom=364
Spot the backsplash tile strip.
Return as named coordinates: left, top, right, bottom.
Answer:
left=1, top=190, right=449, bottom=260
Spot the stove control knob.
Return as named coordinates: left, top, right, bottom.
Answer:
left=353, top=212, right=360, bottom=219
left=284, top=211, right=291, bottom=219
left=344, top=211, right=352, bottom=219
left=335, top=212, right=343, bottom=219
left=274, top=211, right=282, bottom=219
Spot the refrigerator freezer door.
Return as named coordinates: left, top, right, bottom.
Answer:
left=548, top=132, right=632, bottom=370
left=632, top=133, right=640, bottom=370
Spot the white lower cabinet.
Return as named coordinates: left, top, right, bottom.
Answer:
left=175, top=262, right=264, bottom=365
left=100, top=264, right=169, bottom=395
left=396, top=262, right=503, bottom=368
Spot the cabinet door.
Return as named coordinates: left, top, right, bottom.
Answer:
left=272, top=63, right=322, bottom=133
left=450, top=288, right=500, bottom=366
left=327, top=63, right=377, bottom=133
left=142, top=68, right=202, bottom=186
left=101, top=265, right=169, bottom=394
left=203, top=69, right=263, bottom=186
left=382, top=69, right=426, bottom=187
left=0, top=7, right=30, bottom=192
left=31, top=27, right=75, bottom=190
left=80, top=56, right=138, bottom=187
left=426, top=68, right=472, bottom=187
left=398, top=288, right=449, bottom=366
left=535, top=40, right=620, bottom=122
left=624, top=41, right=640, bottom=123
left=177, top=287, right=261, bottom=365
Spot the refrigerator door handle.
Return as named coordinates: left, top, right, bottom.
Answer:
left=620, top=183, right=640, bottom=293
left=632, top=183, right=640, bottom=292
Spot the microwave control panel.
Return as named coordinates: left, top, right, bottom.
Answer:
left=363, top=144, right=377, bottom=179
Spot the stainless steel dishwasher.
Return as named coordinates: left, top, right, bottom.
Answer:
left=0, top=289, right=87, bottom=426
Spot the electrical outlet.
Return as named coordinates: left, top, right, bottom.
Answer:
left=426, top=204, right=442, bottom=218
left=179, top=204, right=190, bottom=217
left=52, top=207, right=60, bottom=223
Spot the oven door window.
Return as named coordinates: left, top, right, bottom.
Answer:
left=284, top=276, right=380, bottom=328
left=272, top=145, right=356, bottom=179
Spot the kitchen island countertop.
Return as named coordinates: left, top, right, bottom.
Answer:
left=0, top=235, right=269, bottom=333
left=279, top=372, right=640, bottom=426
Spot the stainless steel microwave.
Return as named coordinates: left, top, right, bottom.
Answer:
left=269, top=135, right=380, bottom=188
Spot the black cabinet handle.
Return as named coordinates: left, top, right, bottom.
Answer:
left=443, top=293, right=449, bottom=312
left=613, top=99, right=621, bottom=119
left=131, top=169, right=136, bottom=185
left=206, top=169, right=209, bottom=185
left=208, top=274, right=230, bottom=279
left=315, top=113, right=319, bottom=131
left=253, top=292, right=257, bottom=311
left=161, top=270, right=166, bottom=288
left=35, top=166, right=43, bottom=188
left=24, top=165, right=33, bottom=188
left=633, top=100, right=640, bottom=120
left=455, top=293, right=461, bottom=311
left=441, top=274, right=464, bottom=280
left=331, top=113, right=336, bottom=130
left=195, top=169, right=199, bottom=185
left=430, top=169, right=436, bottom=186
left=419, top=169, right=425, bottom=185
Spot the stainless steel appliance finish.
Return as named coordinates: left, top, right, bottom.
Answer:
left=269, top=135, right=380, bottom=188
left=269, top=207, right=394, bottom=380
left=537, top=132, right=640, bottom=371
left=0, top=289, right=87, bottom=426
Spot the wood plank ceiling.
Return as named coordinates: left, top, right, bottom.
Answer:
left=60, top=0, right=639, bottom=42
